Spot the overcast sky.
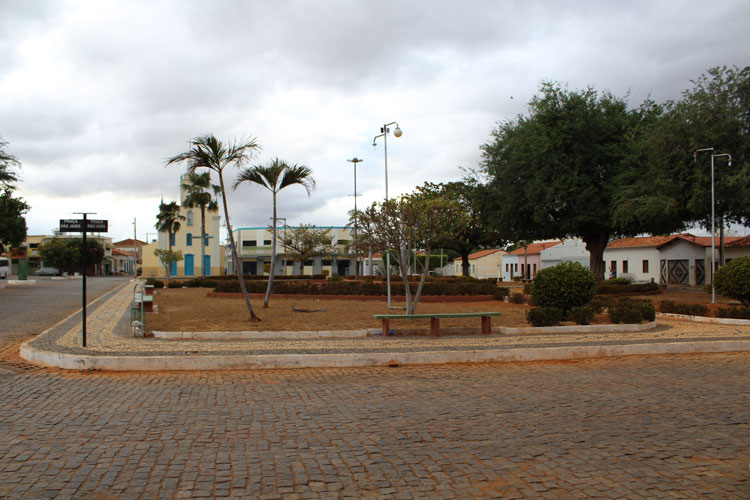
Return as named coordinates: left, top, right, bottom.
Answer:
left=2, top=0, right=749, bottom=243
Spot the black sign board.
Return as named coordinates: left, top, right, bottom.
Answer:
left=60, top=219, right=108, bottom=232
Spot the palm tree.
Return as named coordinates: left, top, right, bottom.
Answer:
left=166, top=134, right=262, bottom=321
left=155, top=201, right=185, bottom=280
left=182, top=172, right=220, bottom=278
left=234, top=158, right=315, bottom=308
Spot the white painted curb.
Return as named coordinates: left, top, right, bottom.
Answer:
left=20, top=339, right=750, bottom=372
left=496, top=321, right=658, bottom=334
left=153, top=330, right=369, bottom=340
left=657, top=313, right=750, bottom=326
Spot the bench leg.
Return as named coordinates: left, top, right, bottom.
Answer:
left=430, top=317, right=440, bottom=337
left=481, top=316, right=491, bottom=335
left=382, top=319, right=389, bottom=336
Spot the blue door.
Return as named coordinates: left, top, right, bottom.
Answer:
left=170, top=261, right=177, bottom=276
left=203, top=255, right=211, bottom=276
left=184, top=254, right=194, bottom=277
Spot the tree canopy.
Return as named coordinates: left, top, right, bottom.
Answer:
left=278, top=224, right=331, bottom=268
left=39, top=238, right=104, bottom=273
left=0, top=138, right=27, bottom=252
left=481, top=82, right=657, bottom=279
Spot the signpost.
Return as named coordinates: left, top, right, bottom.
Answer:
left=59, top=214, right=108, bottom=347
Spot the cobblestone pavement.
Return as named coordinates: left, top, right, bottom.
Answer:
left=23, top=281, right=750, bottom=358
left=0, top=353, right=747, bottom=499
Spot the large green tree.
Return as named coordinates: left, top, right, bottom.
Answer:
left=0, top=186, right=29, bottom=253
left=234, top=158, right=315, bottom=307
left=39, top=238, right=105, bottom=274
left=166, top=134, right=262, bottom=321
left=481, top=82, right=656, bottom=280
left=182, top=172, right=220, bottom=278
left=615, top=66, right=750, bottom=262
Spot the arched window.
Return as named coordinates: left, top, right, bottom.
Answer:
left=186, top=233, right=193, bottom=246
left=186, top=210, right=194, bottom=226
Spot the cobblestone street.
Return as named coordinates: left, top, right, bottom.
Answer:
left=0, top=353, right=747, bottom=499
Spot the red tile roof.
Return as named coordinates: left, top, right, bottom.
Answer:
left=606, top=233, right=744, bottom=249
left=454, top=249, right=504, bottom=261
left=114, top=238, right=148, bottom=247
left=726, top=235, right=750, bottom=247
left=112, top=248, right=136, bottom=257
left=508, top=241, right=562, bottom=256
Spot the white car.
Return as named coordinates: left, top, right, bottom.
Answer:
left=0, top=257, right=9, bottom=279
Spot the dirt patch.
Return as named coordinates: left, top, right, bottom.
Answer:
left=147, top=289, right=532, bottom=332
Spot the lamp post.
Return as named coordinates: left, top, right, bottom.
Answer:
left=694, top=148, right=732, bottom=304
left=347, top=157, right=363, bottom=278
left=373, top=121, right=403, bottom=308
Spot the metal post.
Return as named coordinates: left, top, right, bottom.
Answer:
left=383, top=126, right=392, bottom=308
left=710, top=154, right=715, bottom=304
left=82, top=213, right=87, bottom=347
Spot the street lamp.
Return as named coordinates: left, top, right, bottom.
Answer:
left=694, top=148, right=732, bottom=304
left=373, top=121, right=403, bottom=308
left=347, top=157, right=363, bottom=279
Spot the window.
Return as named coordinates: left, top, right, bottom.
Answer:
left=622, top=261, right=628, bottom=273
left=242, top=240, right=257, bottom=247
left=322, top=259, right=332, bottom=266
left=169, top=233, right=175, bottom=247
left=514, top=263, right=518, bottom=272
left=533, top=263, right=537, bottom=273
left=186, top=233, right=193, bottom=246
left=505, top=263, right=509, bottom=272
left=186, top=210, right=193, bottom=226
left=304, top=260, right=313, bottom=266
left=642, top=260, right=649, bottom=273
left=263, top=240, right=272, bottom=245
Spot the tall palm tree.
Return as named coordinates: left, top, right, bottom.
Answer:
left=234, top=158, right=315, bottom=308
left=155, top=201, right=185, bottom=280
left=182, top=172, right=220, bottom=278
left=166, top=134, right=262, bottom=321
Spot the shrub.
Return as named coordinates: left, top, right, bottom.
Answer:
left=523, top=283, right=532, bottom=295
left=183, top=278, right=219, bottom=288
left=605, top=277, right=631, bottom=285
left=145, top=278, right=164, bottom=288
left=167, top=280, right=183, bottom=288
left=526, top=307, right=564, bottom=327
left=529, top=262, right=596, bottom=312
left=494, top=287, right=510, bottom=301
left=659, top=301, right=709, bottom=317
left=608, top=299, right=655, bottom=324
left=595, top=282, right=660, bottom=295
left=568, top=306, right=595, bottom=325
left=589, top=295, right=616, bottom=314
left=714, top=256, right=750, bottom=306
left=716, top=306, right=750, bottom=319
left=509, top=292, right=527, bottom=304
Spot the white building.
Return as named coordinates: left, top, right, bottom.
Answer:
left=452, top=249, right=505, bottom=279
left=540, top=238, right=590, bottom=269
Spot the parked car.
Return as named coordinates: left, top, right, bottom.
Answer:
left=35, top=267, right=61, bottom=276
left=0, top=257, right=9, bottom=279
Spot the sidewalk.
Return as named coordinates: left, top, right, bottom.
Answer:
left=20, top=280, right=750, bottom=371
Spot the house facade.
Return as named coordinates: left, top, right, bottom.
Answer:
left=452, top=249, right=505, bottom=279
left=540, top=238, right=590, bottom=269
left=23, top=234, right=114, bottom=275
left=502, top=241, right=562, bottom=281
left=114, top=238, right=147, bottom=275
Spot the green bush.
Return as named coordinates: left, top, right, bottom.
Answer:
left=494, top=287, right=510, bottom=301
left=608, top=299, right=655, bottom=324
left=604, top=277, right=631, bottom=285
left=588, top=295, right=616, bottom=314
left=529, top=262, right=596, bottom=312
left=145, top=278, right=164, bottom=288
left=716, top=306, right=750, bottom=319
left=184, top=278, right=219, bottom=288
left=659, top=301, right=709, bottom=317
left=595, top=282, right=660, bottom=295
left=526, top=307, right=564, bottom=327
left=167, top=281, right=183, bottom=288
left=568, top=306, right=595, bottom=325
left=508, top=292, right=526, bottom=304
left=714, top=256, right=750, bottom=306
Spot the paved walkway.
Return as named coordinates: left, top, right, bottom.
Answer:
left=19, top=280, right=750, bottom=371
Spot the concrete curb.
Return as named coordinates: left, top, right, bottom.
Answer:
left=657, top=313, right=750, bottom=326
left=496, top=321, right=658, bottom=334
left=153, top=330, right=369, bottom=340
left=19, top=339, right=750, bottom=372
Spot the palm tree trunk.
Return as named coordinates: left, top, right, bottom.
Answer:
left=167, top=223, right=173, bottom=281
left=263, top=194, right=277, bottom=308
left=218, top=172, right=259, bottom=321
left=200, top=205, right=207, bottom=278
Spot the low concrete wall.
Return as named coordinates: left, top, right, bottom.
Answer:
left=657, top=313, right=750, bottom=326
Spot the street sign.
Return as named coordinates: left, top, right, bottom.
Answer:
left=9, top=247, right=27, bottom=259
left=59, top=219, right=108, bottom=232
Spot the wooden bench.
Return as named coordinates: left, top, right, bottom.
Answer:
left=373, top=312, right=501, bottom=337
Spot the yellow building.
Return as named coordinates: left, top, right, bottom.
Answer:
left=23, top=233, right=115, bottom=275
left=145, top=177, right=225, bottom=278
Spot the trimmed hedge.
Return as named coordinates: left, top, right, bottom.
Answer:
left=659, top=300, right=709, bottom=317
left=494, top=287, right=510, bottom=301
left=608, top=299, right=655, bottom=324
left=595, top=282, right=660, bottom=295
left=568, top=306, right=595, bottom=325
left=509, top=293, right=527, bottom=304
left=529, top=262, right=596, bottom=312
left=716, top=306, right=750, bottom=319
left=526, top=307, right=564, bottom=327
left=589, top=295, right=616, bottom=314
left=145, top=278, right=164, bottom=288
left=212, top=278, right=499, bottom=297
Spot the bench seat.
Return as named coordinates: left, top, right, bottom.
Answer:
left=373, top=312, right=501, bottom=337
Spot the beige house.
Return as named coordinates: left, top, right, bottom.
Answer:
left=23, top=234, right=114, bottom=275
left=453, top=249, right=506, bottom=279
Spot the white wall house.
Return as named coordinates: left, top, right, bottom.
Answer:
left=453, top=249, right=505, bottom=279
left=540, top=238, right=590, bottom=269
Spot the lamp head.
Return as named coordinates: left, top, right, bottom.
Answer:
left=393, top=126, right=402, bottom=138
